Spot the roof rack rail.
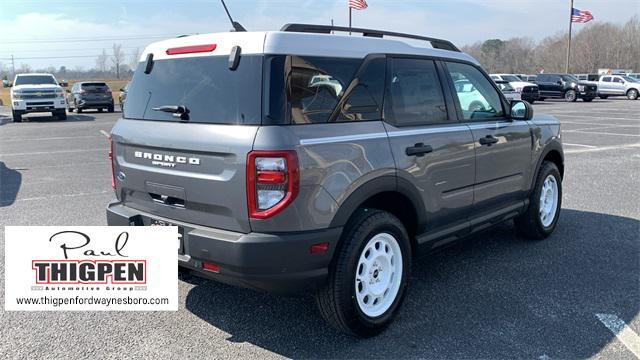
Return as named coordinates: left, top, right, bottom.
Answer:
left=280, top=23, right=460, bottom=52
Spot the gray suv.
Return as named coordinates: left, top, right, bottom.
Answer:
left=107, top=24, right=564, bottom=337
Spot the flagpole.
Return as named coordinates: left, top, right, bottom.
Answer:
left=349, top=8, right=352, bottom=35
left=565, top=0, right=574, bottom=73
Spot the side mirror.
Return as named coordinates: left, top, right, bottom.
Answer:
left=556, top=80, right=563, bottom=85
left=510, top=100, right=533, bottom=120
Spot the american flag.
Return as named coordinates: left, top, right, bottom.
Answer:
left=571, top=8, right=594, bottom=23
left=349, top=0, right=368, bottom=10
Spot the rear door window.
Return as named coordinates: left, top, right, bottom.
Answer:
left=385, top=58, right=448, bottom=126
left=124, top=55, right=263, bottom=125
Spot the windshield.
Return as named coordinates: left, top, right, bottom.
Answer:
left=124, top=55, right=263, bottom=125
left=561, top=75, right=580, bottom=83
left=621, top=76, right=637, bottom=82
left=14, top=75, right=57, bottom=86
left=496, top=82, right=515, bottom=91
left=501, top=75, right=521, bottom=82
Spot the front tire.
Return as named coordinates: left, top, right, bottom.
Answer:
left=599, top=95, right=609, bottom=99
left=564, top=90, right=577, bottom=102
left=12, top=110, right=23, bottom=122
left=315, top=209, right=412, bottom=337
left=627, top=89, right=639, bottom=100
left=515, top=161, right=562, bottom=240
left=54, top=110, right=67, bottom=120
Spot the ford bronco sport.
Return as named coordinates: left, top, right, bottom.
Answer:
left=106, top=24, right=564, bottom=337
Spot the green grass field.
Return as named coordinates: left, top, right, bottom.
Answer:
left=0, top=79, right=130, bottom=107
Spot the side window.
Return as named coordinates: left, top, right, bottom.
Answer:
left=288, top=56, right=360, bottom=124
left=446, top=62, right=504, bottom=120
left=338, top=57, right=385, bottom=122
left=385, top=58, right=448, bottom=126
left=602, top=77, right=611, bottom=82
left=613, top=77, right=624, bottom=83
left=537, top=74, right=549, bottom=82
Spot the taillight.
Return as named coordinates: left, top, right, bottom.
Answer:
left=166, top=44, right=217, bottom=55
left=108, top=136, right=115, bottom=188
left=246, top=151, right=299, bottom=219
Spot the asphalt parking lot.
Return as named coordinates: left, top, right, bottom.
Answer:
left=0, top=99, right=638, bottom=359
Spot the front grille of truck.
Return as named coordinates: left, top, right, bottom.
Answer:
left=26, top=101, right=54, bottom=106
left=522, top=86, right=539, bottom=94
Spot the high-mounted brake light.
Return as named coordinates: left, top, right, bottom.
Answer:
left=166, top=44, right=217, bottom=55
left=246, top=151, right=299, bottom=219
left=108, top=136, right=115, bottom=188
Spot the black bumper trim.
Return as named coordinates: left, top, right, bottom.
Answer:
left=106, top=201, right=342, bottom=294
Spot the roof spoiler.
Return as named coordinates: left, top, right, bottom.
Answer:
left=280, top=23, right=460, bottom=52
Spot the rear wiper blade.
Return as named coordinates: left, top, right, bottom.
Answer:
left=152, top=105, right=190, bottom=121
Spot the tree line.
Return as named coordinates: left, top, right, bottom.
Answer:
left=462, top=16, right=639, bottom=74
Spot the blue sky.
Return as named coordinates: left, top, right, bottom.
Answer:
left=1, top=0, right=638, bottom=70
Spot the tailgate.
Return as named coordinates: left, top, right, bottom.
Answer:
left=111, top=119, right=258, bottom=233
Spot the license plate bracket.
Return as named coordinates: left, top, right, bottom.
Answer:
left=150, top=219, right=184, bottom=254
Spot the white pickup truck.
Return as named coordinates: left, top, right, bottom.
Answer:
left=10, top=73, right=67, bottom=122
left=595, top=74, right=640, bottom=100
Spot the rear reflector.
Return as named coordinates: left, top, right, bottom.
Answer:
left=256, top=171, right=286, bottom=184
left=202, top=262, right=220, bottom=273
left=309, top=242, right=329, bottom=254
left=166, top=44, right=217, bottom=55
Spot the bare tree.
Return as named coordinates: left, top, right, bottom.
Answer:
left=111, top=43, right=125, bottom=79
left=96, top=49, right=109, bottom=74
left=129, top=47, right=140, bottom=70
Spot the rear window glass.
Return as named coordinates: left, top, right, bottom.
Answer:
left=288, top=56, right=360, bottom=124
left=124, top=55, right=262, bottom=125
left=81, top=83, right=108, bottom=88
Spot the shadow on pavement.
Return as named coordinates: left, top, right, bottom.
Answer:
left=23, top=114, right=95, bottom=123
left=184, top=209, right=639, bottom=358
left=0, top=162, right=22, bottom=207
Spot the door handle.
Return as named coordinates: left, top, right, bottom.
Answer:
left=405, top=143, right=433, bottom=157
left=479, top=135, right=499, bottom=146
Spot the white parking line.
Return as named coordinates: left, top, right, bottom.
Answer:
left=561, top=120, right=640, bottom=128
left=99, top=129, right=110, bottom=137
left=564, top=130, right=640, bottom=137
left=565, top=143, right=640, bottom=154
left=1, top=190, right=112, bottom=205
left=2, top=135, right=103, bottom=142
left=596, top=313, right=640, bottom=358
left=0, top=148, right=109, bottom=157
left=552, top=114, right=640, bottom=122
left=563, top=143, right=596, bottom=148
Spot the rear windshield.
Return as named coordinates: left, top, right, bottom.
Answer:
left=14, top=75, right=57, bottom=86
left=81, top=82, right=108, bottom=88
left=500, top=75, right=520, bottom=82
left=124, top=55, right=262, bottom=125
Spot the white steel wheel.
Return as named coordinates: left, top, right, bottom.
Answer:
left=354, top=232, right=403, bottom=318
left=539, top=175, right=559, bottom=227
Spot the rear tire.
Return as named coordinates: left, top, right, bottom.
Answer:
left=627, top=89, right=639, bottom=100
left=564, top=90, right=577, bottom=102
left=315, top=209, right=412, bottom=337
left=599, top=95, right=609, bottom=99
left=515, top=161, right=562, bottom=240
left=12, top=110, right=23, bottom=123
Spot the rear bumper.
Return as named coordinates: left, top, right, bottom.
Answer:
left=76, top=98, right=114, bottom=109
left=106, top=201, right=342, bottom=294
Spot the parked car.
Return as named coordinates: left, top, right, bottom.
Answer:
left=10, top=73, right=67, bottom=122
left=494, top=80, right=522, bottom=101
left=107, top=24, right=564, bottom=337
left=119, top=82, right=129, bottom=111
left=595, top=74, right=639, bottom=100
left=490, top=73, right=539, bottom=103
left=67, top=81, right=115, bottom=113
left=535, top=73, right=597, bottom=102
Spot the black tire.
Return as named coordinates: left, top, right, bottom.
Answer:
left=564, top=90, right=577, bottom=102
left=12, top=110, right=23, bottom=123
left=315, top=209, right=412, bottom=337
left=55, top=110, right=67, bottom=120
left=107, top=105, right=114, bottom=113
left=539, top=97, right=545, bottom=101
left=528, top=100, right=535, bottom=104
left=599, top=95, right=609, bottom=99
left=98, top=108, right=103, bottom=113
left=76, top=107, right=82, bottom=113
left=627, top=89, right=639, bottom=100
left=582, top=97, right=593, bottom=102
left=515, top=161, right=562, bottom=240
